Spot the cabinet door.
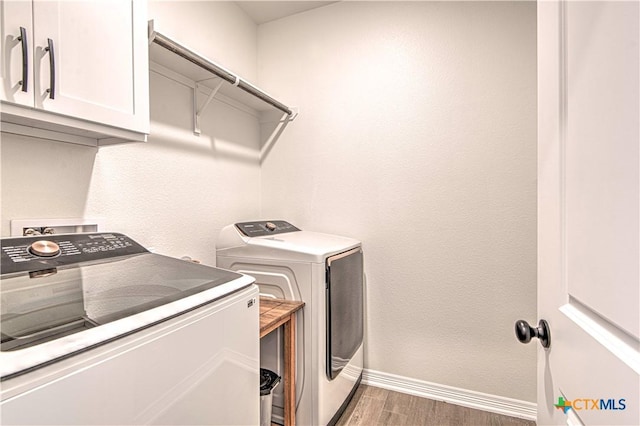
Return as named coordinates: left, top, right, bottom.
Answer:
left=32, top=0, right=148, bottom=133
left=0, top=0, right=33, bottom=107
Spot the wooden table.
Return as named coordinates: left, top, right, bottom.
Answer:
left=259, top=297, right=305, bottom=426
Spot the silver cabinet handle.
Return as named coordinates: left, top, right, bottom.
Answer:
left=44, top=38, right=55, bottom=99
left=18, top=27, right=28, bottom=92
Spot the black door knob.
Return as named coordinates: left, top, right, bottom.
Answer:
left=515, top=319, right=551, bottom=348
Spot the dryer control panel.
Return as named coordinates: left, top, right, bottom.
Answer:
left=235, top=221, right=300, bottom=237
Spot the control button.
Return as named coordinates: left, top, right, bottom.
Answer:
left=28, top=240, right=61, bottom=257
left=265, top=222, right=277, bottom=231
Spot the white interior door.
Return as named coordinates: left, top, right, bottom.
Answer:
left=537, top=1, right=639, bottom=425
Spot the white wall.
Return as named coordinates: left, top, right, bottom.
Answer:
left=257, top=1, right=538, bottom=402
left=1, top=1, right=260, bottom=266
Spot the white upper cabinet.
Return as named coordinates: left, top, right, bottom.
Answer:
left=0, top=0, right=149, bottom=146
left=0, top=1, right=33, bottom=107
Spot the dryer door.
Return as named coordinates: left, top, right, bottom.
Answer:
left=326, top=247, right=363, bottom=380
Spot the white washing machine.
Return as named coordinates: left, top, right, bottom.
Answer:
left=217, top=221, right=364, bottom=426
left=1, top=232, right=259, bottom=425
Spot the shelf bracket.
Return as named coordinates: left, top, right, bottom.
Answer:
left=193, top=80, right=224, bottom=135
left=148, top=20, right=157, bottom=46
left=286, top=107, right=299, bottom=122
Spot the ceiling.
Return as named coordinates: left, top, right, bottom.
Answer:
left=236, top=1, right=338, bottom=25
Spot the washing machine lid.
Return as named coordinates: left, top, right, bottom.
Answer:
left=0, top=233, right=254, bottom=380
left=217, top=221, right=361, bottom=263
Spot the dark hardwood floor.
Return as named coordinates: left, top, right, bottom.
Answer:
left=335, top=385, right=536, bottom=426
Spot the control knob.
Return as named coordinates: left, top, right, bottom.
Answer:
left=266, top=222, right=277, bottom=231
left=28, top=240, right=61, bottom=257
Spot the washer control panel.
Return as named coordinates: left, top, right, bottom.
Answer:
left=235, top=221, right=300, bottom=237
left=1, top=233, right=148, bottom=275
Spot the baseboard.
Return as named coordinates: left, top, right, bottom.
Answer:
left=362, top=369, right=537, bottom=421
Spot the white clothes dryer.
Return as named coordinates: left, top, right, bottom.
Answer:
left=217, top=221, right=364, bottom=426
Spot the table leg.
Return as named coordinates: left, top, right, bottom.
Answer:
left=283, top=314, right=296, bottom=426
